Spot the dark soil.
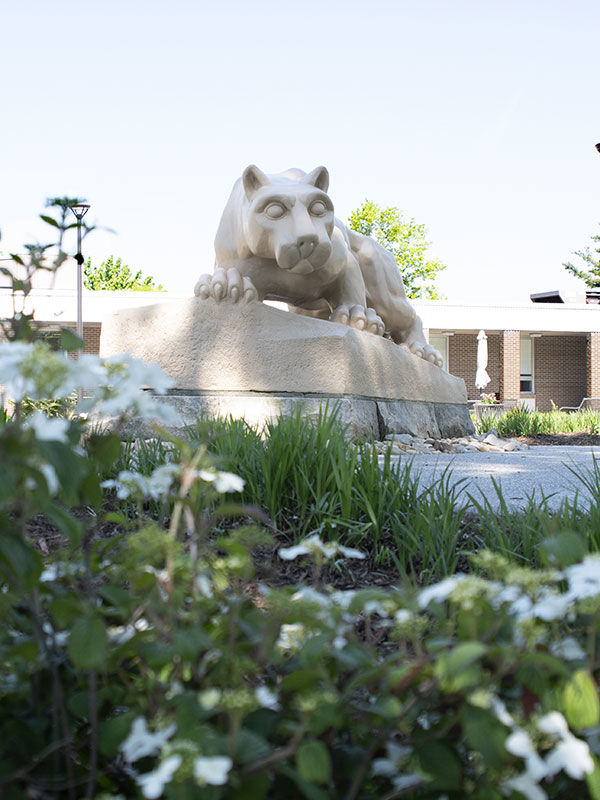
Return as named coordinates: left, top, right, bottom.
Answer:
left=516, top=432, right=600, bottom=447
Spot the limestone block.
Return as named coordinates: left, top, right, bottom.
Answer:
left=100, top=298, right=468, bottom=404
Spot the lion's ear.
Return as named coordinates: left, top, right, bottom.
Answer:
left=242, top=165, right=270, bottom=199
left=303, top=166, right=329, bottom=193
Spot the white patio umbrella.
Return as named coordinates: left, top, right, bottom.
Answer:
left=475, top=329, right=491, bottom=391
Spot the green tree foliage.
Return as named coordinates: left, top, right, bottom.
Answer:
left=348, top=200, right=446, bottom=299
left=83, top=255, right=165, bottom=291
left=563, top=224, right=600, bottom=287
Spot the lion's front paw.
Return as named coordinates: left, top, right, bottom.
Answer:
left=402, top=341, right=443, bottom=367
left=330, top=304, right=385, bottom=336
left=194, top=268, right=258, bottom=303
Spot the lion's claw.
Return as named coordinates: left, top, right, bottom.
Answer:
left=194, top=268, right=258, bottom=304
left=330, top=304, right=384, bottom=337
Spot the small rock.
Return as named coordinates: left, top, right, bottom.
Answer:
left=484, top=433, right=502, bottom=446
left=503, top=441, right=516, bottom=452
left=385, top=433, right=415, bottom=445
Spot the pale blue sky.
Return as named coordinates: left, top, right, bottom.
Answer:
left=1, top=0, right=598, bottom=302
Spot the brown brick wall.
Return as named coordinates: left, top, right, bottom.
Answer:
left=500, top=330, right=520, bottom=403
left=448, top=333, right=501, bottom=401
left=534, top=335, right=587, bottom=411
left=83, top=323, right=101, bottom=355
left=588, top=332, right=600, bottom=397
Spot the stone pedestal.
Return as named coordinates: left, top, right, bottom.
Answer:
left=100, top=298, right=474, bottom=439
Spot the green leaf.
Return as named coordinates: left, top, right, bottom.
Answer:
left=234, top=729, right=270, bottom=765
left=59, top=327, right=84, bottom=351
left=44, top=502, right=82, bottom=546
left=0, top=531, right=42, bottom=589
left=68, top=615, right=107, bottom=669
left=416, top=741, right=461, bottom=790
left=97, top=584, right=131, bottom=614
left=540, top=532, right=587, bottom=567
left=51, top=595, right=84, bottom=627
left=40, top=214, right=59, bottom=227
left=440, top=642, right=488, bottom=677
left=296, top=739, right=332, bottom=785
left=586, top=756, right=600, bottom=800
left=277, top=764, right=329, bottom=800
left=563, top=670, right=600, bottom=730
left=462, top=706, right=508, bottom=770
left=228, top=774, right=270, bottom=800
left=98, top=712, right=136, bottom=758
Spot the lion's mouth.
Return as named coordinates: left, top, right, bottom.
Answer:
left=276, top=242, right=331, bottom=273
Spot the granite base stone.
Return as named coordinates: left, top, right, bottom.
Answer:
left=105, top=392, right=473, bottom=441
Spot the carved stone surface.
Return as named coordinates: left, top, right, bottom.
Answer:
left=99, top=297, right=474, bottom=438
left=193, top=165, right=442, bottom=366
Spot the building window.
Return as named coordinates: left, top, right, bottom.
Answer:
left=520, top=335, right=534, bottom=393
left=428, top=333, right=449, bottom=372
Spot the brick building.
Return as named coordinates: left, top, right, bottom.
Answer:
left=2, top=286, right=599, bottom=412
left=415, top=297, right=600, bottom=411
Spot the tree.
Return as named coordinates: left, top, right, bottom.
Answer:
left=347, top=200, right=446, bottom=299
left=83, top=255, right=165, bottom=291
left=563, top=224, right=600, bottom=287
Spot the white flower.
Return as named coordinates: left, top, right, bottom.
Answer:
left=136, top=755, right=181, bottom=799
left=417, top=575, right=468, bottom=609
left=196, top=574, right=213, bottom=598
left=544, top=734, right=594, bottom=780
left=506, top=729, right=536, bottom=759
left=333, top=635, right=347, bottom=649
left=530, top=590, right=571, bottom=621
left=549, top=636, right=586, bottom=661
left=24, top=411, right=71, bottom=443
left=291, top=587, right=331, bottom=607
left=537, top=711, right=569, bottom=737
left=391, top=774, right=422, bottom=792
left=39, top=463, right=59, bottom=495
left=213, top=471, right=245, bottom=493
left=120, top=717, right=177, bottom=763
left=337, top=544, right=366, bottom=559
left=193, top=755, right=232, bottom=786
left=503, top=772, right=547, bottom=800
left=565, top=556, right=600, bottom=601
left=276, top=623, right=306, bottom=651
left=279, top=534, right=365, bottom=562
left=489, top=696, right=514, bottom=728
left=102, top=463, right=179, bottom=500
left=198, top=688, right=222, bottom=710
left=255, top=685, right=280, bottom=710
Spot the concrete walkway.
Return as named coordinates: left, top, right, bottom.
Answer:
left=387, top=445, right=600, bottom=511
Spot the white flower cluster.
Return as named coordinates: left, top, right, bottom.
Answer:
left=102, top=464, right=180, bottom=500
left=502, top=711, right=594, bottom=800
left=417, top=557, right=600, bottom=625
left=0, top=341, right=180, bottom=426
left=278, top=533, right=366, bottom=561
left=119, top=717, right=232, bottom=798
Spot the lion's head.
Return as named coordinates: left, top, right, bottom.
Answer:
left=240, top=165, right=335, bottom=276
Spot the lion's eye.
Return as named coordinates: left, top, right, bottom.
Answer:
left=309, top=201, right=327, bottom=216
left=265, top=203, right=286, bottom=219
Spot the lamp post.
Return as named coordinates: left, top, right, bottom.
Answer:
left=69, top=203, right=90, bottom=349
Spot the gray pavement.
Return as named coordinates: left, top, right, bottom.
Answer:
left=387, top=445, right=600, bottom=511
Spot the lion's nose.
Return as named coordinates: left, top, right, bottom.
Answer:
left=297, top=235, right=318, bottom=259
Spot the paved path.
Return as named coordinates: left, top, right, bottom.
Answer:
left=387, top=445, right=600, bottom=511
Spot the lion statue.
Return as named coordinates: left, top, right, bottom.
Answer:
left=194, top=165, right=442, bottom=366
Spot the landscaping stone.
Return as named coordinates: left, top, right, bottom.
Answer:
left=366, top=432, right=528, bottom=456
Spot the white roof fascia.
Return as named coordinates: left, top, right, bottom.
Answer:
left=413, top=301, right=600, bottom=334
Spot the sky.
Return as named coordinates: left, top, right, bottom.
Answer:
left=1, top=0, right=599, bottom=304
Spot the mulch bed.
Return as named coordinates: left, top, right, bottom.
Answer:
left=516, top=432, right=600, bottom=447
